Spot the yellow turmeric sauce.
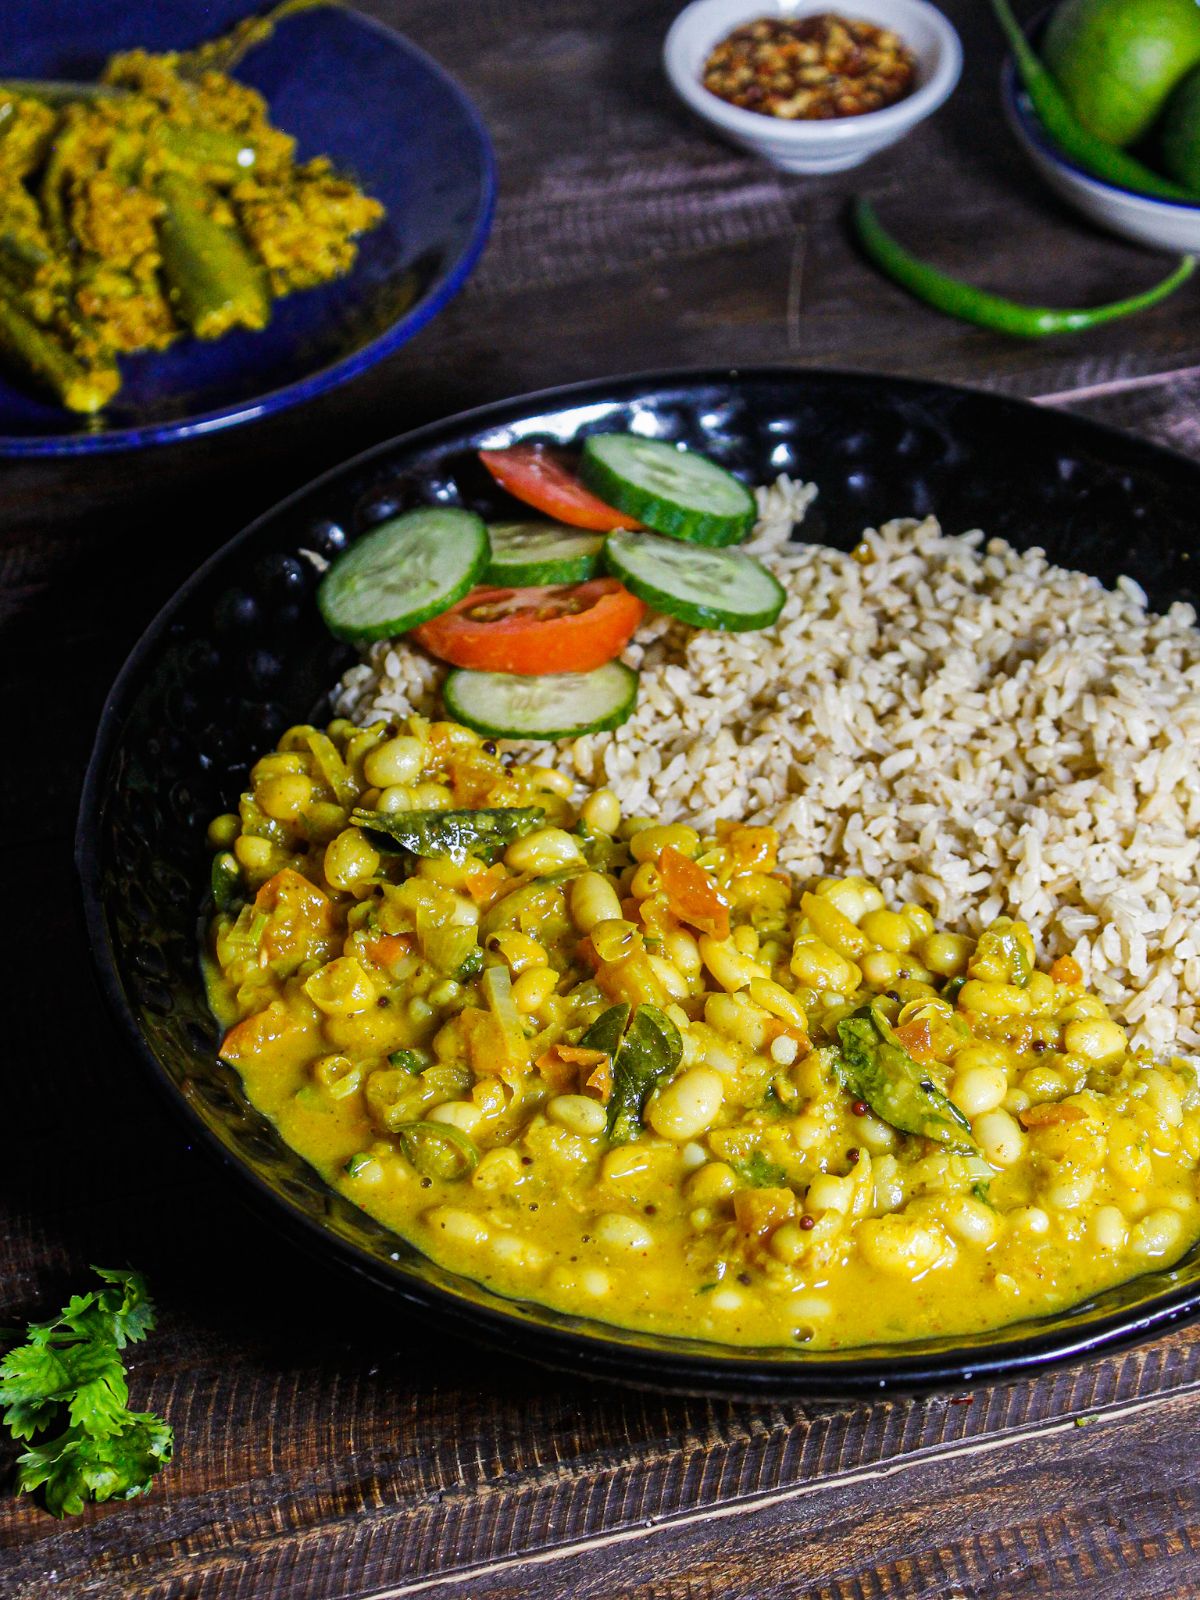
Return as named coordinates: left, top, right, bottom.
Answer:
left=204, top=715, right=1200, bottom=1350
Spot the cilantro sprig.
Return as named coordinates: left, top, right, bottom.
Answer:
left=0, top=1267, right=173, bottom=1517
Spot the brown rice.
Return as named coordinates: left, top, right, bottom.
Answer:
left=333, top=478, right=1200, bottom=1057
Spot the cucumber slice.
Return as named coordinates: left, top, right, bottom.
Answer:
left=603, top=529, right=785, bottom=632
left=580, top=435, right=756, bottom=547
left=484, top=521, right=604, bottom=586
left=318, top=507, right=488, bottom=642
left=443, top=661, right=639, bottom=740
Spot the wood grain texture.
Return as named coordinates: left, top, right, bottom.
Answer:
left=3, top=0, right=1200, bottom=1596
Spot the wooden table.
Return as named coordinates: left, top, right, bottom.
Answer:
left=5, top=2, right=1200, bottom=1595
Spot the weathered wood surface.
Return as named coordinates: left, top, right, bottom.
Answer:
left=4, top=0, right=1200, bottom=1596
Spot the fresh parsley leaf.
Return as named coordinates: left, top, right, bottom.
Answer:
left=91, top=1268, right=158, bottom=1348
left=0, top=1343, right=71, bottom=1442
left=65, top=1351, right=131, bottom=1441
left=16, top=1414, right=174, bottom=1519
left=0, top=1267, right=172, bottom=1517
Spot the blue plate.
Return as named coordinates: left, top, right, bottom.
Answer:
left=0, top=1, right=495, bottom=456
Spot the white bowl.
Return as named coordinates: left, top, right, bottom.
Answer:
left=1002, top=63, right=1200, bottom=253
left=663, top=0, right=962, bottom=174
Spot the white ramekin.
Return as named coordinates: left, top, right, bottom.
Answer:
left=663, top=0, right=963, bottom=174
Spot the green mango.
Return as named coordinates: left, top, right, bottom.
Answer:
left=1160, top=62, right=1200, bottom=187
left=1043, top=0, right=1200, bottom=146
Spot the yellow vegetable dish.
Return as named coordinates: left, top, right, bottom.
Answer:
left=0, top=3, right=384, bottom=412
left=204, top=716, right=1200, bottom=1350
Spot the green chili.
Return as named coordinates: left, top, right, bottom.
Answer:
left=0, top=80, right=127, bottom=106
left=210, top=850, right=242, bottom=911
left=393, top=1121, right=479, bottom=1181
left=154, top=123, right=259, bottom=184
left=388, top=1048, right=425, bottom=1076
left=853, top=198, right=1196, bottom=338
left=0, top=280, right=119, bottom=412
left=156, top=172, right=271, bottom=338
left=0, top=94, right=58, bottom=179
left=0, top=228, right=59, bottom=293
left=731, top=1150, right=788, bottom=1188
left=989, top=0, right=1200, bottom=203
left=38, top=114, right=89, bottom=252
left=178, top=0, right=334, bottom=80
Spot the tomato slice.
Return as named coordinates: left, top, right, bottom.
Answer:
left=413, top=579, right=646, bottom=675
left=892, top=1017, right=936, bottom=1063
left=658, top=846, right=731, bottom=940
left=479, top=444, right=643, bottom=532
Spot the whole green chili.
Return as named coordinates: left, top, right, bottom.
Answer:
left=156, top=172, right=272, bottom=339
left=0, top=278, right=119, bottom=411
left=853, top=198, right=1195, bottom=338
left=989, top=0, right=1200, bottom=203
left=178, top=0, right=334, bottom=80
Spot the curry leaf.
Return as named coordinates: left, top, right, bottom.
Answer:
left=834, top=1005, right=977, bottom=1154
left=607, top=1005, right=682, bottom=1144
left=352, top=805, right=545, bottom=863
left=577, top=1002, right=631, bottom=1060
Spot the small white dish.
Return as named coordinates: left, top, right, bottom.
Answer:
left=662, top=0, right=962, bottom=174
left=1002, top=63, right=1200, bottom=254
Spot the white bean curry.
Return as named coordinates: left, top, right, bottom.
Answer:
left=204, top=715, right=1200, bottom=1348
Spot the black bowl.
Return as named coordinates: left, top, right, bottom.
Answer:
left=77, top=368, right=1200, bottom=1398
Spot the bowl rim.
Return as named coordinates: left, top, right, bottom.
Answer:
left=76, top=363, right=1200, bottom=1397
left=662, top=0, right=963, bottom=145
left=0, top=7, right=497, bottom=459
left=1000, top=51, right=1200, bottom=216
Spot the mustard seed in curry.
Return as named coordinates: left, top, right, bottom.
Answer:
left=204, top=715, right=1200, bottom=1350
left=702, top=13, right=917, bottom=121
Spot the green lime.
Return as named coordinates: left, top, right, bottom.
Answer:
left=1160, top=62, right=1200, bottom=189
left=1044, top=0, right=1200, bottom=146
